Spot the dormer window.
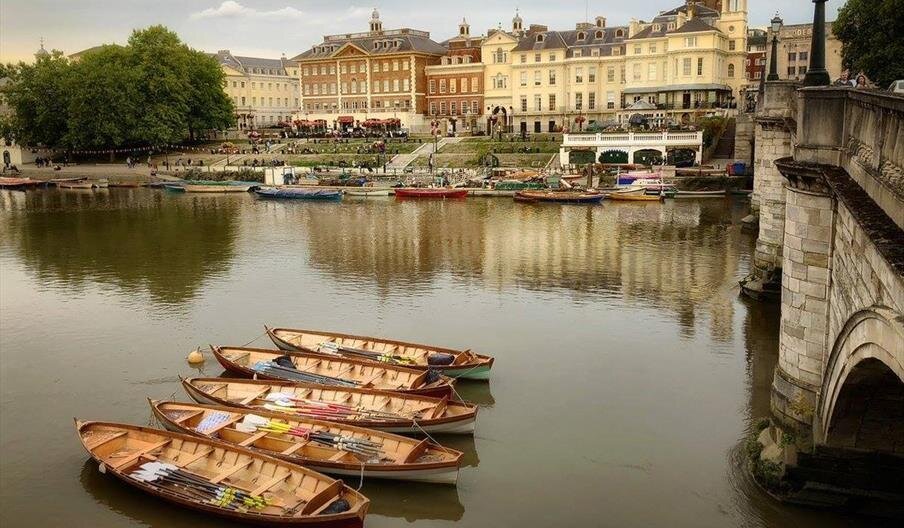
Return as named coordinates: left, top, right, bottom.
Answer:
left=615, top=29, right=624, bottom=38
left=536, top=34, right=545, bottom=43
left=595, top=30, right=603, bottom=39
left=668, top=23, right=675, bottom=30
left=654, top=24, right=661, bottom=32
left=577, top=32, right=585, bottom=41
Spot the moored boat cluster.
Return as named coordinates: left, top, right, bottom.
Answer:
left=76, top=325, right=494, bottom=526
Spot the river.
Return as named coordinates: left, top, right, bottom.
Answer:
left=0, top=188, right=886, bottom=527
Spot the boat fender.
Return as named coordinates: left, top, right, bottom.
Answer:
left=425, top=368, right=442, bottom=384
left=273, top=355, right=297, bottom=369
left=320, top=498, right=351, bottom=515
left=427, top=353, right=455, bottom=366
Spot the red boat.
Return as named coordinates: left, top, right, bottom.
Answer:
left=394, top=188, right=468, bottom=199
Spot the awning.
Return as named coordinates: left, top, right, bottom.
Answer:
left=621, top=83, right=733, bottom=94
left=337, top=116, right=355, bottom=124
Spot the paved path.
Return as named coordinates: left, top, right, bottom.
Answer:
left=386, top=137, right=464, bottom=169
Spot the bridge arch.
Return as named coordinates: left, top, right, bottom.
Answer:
left=818, top=307, right=904, bottom=453
left=598, top=149, right=628, bottom=164
left=632, top=148, right=663, bottom=165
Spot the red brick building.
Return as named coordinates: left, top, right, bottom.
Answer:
left=425, top=19, right=486, bottom=134
left=292, top=9, right=446, bottom=133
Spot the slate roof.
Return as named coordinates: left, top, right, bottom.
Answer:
left=511, top=26, right=629, bottom=56
left=670, top=18, right=720, bottom=34
left=291, top=33, right=447, bottom=61
left=212, top=50, right=292, bottom=75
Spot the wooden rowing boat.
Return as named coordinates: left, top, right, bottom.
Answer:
left=673, top=190, right=726, bottom=198
left=183, top=184, right=253, bottom=193
left=211, top=346, right=455, bottom=398
left=256, top=188, right=343, bottom=200
left=58, top=180, right=95, bottom=189
left=75, top=420, right=368, bottom=526
left=150, top=400, right=463, bottom=484
left=513, top=190, right=604, bottom=204
left=266, top=327, right=493, bottom=380
left=394, top=188, right=468, bottom=199
left=607, top=189, right=662, bottom=201
left=0, top=177, right=42, bottom=189
left=182, top=377, right=478, bottom=435
left=343, top=189, right=390, bottom=197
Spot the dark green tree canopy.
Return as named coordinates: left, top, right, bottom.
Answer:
left=833, top=0, right=904, bottom=88
left=0, top=26, right=234, bottom=150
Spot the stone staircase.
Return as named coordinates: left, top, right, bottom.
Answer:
left=386, top=137, right=463, bottom=169
left=712, top=117, right=737, bottom=159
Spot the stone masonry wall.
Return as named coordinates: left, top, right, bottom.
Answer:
left=734, top=113, right=754, bottom=181
left=753, top=122, right=793, bottom=271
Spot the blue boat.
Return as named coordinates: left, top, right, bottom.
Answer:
left=254, top=187, right=342, bottom=201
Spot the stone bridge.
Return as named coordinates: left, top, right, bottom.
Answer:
left=749, top=84, right=903, bottom=457
left=558, top=130, right=703, bottom=168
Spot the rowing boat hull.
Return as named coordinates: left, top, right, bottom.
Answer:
left=211, top=346, right=455, bottom=398
left=184, top=184, right=253, bottom=193
left=344, top=189, right=390, bottom=197
left=514, top=191, right=604, bottom=204
left=394, top=188, right=468, bottom=199
left=673, top=190, right=726, bottom=198
left=151, top=401, right=462, bottom=485
left=266, top=327, right=494, bottom=381
left=256, top=188, right=343, bottom=200
left=607, top=191, right=662, bottom=201
left=181, top=377, right=478, bottom=435
left=75, top=420, right=368, bottom=526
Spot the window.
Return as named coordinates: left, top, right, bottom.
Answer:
left=329, top=65, right=335, bottom=74
left=471, top=77, right=479, bottom=92
left=373, top=62, right=380, bottom=73
left=787, top=66, right=796, bottom=76
left=588, top=67, right=596, bottom=83
left=303, top=67, right=309, bottom=76
left=429, top=80, right=436, bottom=94
left=697, top=57, right=703, bottom=76
left=350, top=63, right=357, bottom=74
left=450, top=102, right=456, bottom=115
left=440, top=102, right=446, bottom=114
left=534, top=70, right=541, bottom=86
left=520, top=96, right=528, bottom=112
left=382, top=79, right=389, bottom=92
left=633, top=64, right=641, bottom=81
left=577, top=32, right=586, bottom=41
left=588, top=92, right=596, bottom=110
left=549, top=70, right=556, bottom=85
left=520, top=54, right=527, bottom=64
left=252, top=82, right=256, bottom=89
left=450, top=79, right=456, bottom=93
left=634, top=45, right=641, bottom=55
left=799, top=51, right=809, bottom=61
left=612, top=47, right=620, bottom=56
left=403, top=61, right=409, bottom=70
left=403, top=79, right=409, bottom=91
left=574, top=92, right=583, bottom=110
left=549, top=53, right=557, bottom=62
left=729, top=40, right=736, bottom=51
left=728, top=64, right=735, bottom=77
left=461, top=78, right=468, bottom=92
left=340, top=64, right=347, bottom=74
left=430, top=102, right=437, bottom=115
left=684, top=36, right=697, bottom=48
left=392, top=60, right=399, bottom=71
left=798, top=66, right=808, bottom=75
left=439, top=79, right=446, bottom=93
left=648, top=63, right=656, bottom=80
left=495, top=48, right=506, bottom=63
left=472, top=100, right=478, bottom=113
left=549, top=94, right=556, bottom=111
left=595, top=30, right=603, bottom=39
left=607, top=67, right=615, bottom=82
left=520, top=72, right=528, bottom=87
left=591, top=48, right=600, bottom=57
left=534, top=53, right=541, bottom=63
left=534, top=94, right=541, bottom=111
left=615, top=29, right=624, bottom=38
left=650, top=44, right=657, bottom=53
left=360, top=81, right=367, bottom=93
left=683, top=58, right=692, bottom=76
left=606, top=91, right=615, bottom=109
left=575, top=67, right=583, bottom=83
left=461, top=101, right=469, bottom=114
left=788, top=52, right=797, bottom=62
left=536, top=34, right=545, bottom=43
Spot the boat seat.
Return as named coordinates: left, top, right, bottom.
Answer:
left=209, top=458, right=254, bottom=484
left=280, top=442, right=306, bottom=456
left=170, top=409, right=205, bottom=424
left=301, top=481, right=343, bottom=515
left=174, top=447, right=214, bottom=468
left=250, top=471, right=292, bottom=496
left=400, top=439, right=430, bottom=463
left=238, top=431, right=269, bottom=447
left=238, top=386, right=272, bottom=405
left=109, top=439, right=172, bottom=470
left=85, top=431, right=128, bottom=450
left=430, top=396, right=449, bottom=419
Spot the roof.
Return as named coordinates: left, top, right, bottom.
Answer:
left=511, top=26, right=629, bottom=54
left=68, top=45, right=106, bottom=58
left=622, top=83, right=732, bottom=94
left=292, top=32, right=447, bottom=61
left=212, top=50, right=292, bottom=75
left=670, top=18, right=719, bottom=34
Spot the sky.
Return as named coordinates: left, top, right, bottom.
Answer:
left=1, top=0, right=849, bottom=62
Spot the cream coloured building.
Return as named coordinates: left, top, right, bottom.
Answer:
left=479, top=0, right=749, bottom=133
left=213, top=50, right=300, bottom=130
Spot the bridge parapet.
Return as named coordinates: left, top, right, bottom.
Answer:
left=769, top=87, right=904, bottom=456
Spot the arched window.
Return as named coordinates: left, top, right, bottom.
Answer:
left=615, top=29, right=624, bottom=38
left=595, top=30, right=603, bottom=39
left=577, top=32, right=585, bottom=41
left=536, top=34, right=545, bottom=43
left=728, top=63, right=735, bottom=77
left=495, top=47, right=505, bottom=63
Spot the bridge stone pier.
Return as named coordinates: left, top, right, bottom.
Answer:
left=763, top=87, right=904, bottom=460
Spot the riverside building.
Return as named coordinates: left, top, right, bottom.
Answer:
left=213, top=50, right=300, bottom=131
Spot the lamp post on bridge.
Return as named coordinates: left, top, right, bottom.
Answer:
left=803, top=0, right=831, bottom=87
left=767, top=14, right=783, bottom=81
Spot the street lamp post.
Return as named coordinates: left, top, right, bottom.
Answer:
left=803, top=0, right=831, bottom=86
left=767, top=14, right=783, bottom=81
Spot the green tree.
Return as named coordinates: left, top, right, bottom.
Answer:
left=184, top=50, right=234, bottom=140
left=2, top=51, right=72, bottom=148
left=64, top=45, right=142, bottom=150
left=834, top=0, right=904, bottom=88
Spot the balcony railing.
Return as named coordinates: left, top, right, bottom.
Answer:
left=562, top=130, right=703, bottom=147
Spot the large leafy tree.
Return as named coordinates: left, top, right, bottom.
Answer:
left=0, top=25, right=234, bottom=150
left=833, top=0, right=904, bottom=88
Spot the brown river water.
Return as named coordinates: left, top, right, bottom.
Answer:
left=0, top=189, right=888, bottom=527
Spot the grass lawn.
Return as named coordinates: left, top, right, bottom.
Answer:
left=410, top=153, right=554, bottom=169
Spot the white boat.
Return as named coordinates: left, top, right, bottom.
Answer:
left=344, top=189, right=391, bottom=197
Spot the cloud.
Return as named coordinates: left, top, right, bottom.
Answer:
left=338, top=6, right=372, bottom=21
left=190, top=1, right=303, bottom=21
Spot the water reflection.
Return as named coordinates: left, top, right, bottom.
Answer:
left=364, top=479, right=465, bottom=522
left=0, top=189, right=240, bottom=306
